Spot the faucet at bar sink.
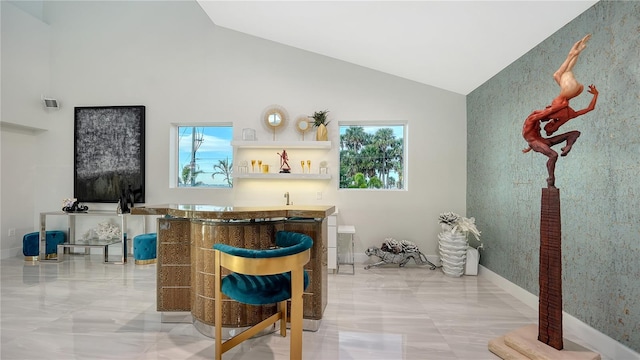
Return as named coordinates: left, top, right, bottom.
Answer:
left=284, top=192, right=291, bottom=206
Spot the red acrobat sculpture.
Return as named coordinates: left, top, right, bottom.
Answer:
left=523, top=34, right=599, bottom=352
left=490, top=34, right=602, bottom=358
left=522, top=34, right=599, bottom=188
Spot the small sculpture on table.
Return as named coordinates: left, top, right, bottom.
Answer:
left=278, top=149, right=291, bottom=173
left=62, top=198, right=88, bottom=213
left=117, top=185, right=137, bottom=214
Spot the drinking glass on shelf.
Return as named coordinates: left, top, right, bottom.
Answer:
left=257, top=160, right=262, bottom=172
left=307, top=160, right=311, bottom=173
left=319, top=160, right=328, bottom=174
left=238, top=160, right=248, bottom=174
left=251, top=160, right=256, bottom=172
left=301, top=160, right=305, bottom=173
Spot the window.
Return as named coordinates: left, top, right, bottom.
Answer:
left=174, top=125, right=233, bottom=188
left=339, top=124, right=406, bottom=190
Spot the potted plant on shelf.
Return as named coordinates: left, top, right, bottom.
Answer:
left=309, top=110, right=330, bottom=141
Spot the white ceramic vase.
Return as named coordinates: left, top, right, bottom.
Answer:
left=438, top=228, right=468, bottom=277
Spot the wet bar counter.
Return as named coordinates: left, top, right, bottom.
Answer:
left=132, top=204, right=334, bottom=333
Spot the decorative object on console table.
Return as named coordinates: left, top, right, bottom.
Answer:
left=74, top=106, right=145, bottom=204
left=437, top=212, right=481, bottom=277
left=309, top=109, right=330, bottom=141
left=62, top=198, right=88, bottom=213
left=82, top=221, right=121, bottom=242
left=278, top=149, right=291, bottom=173
left=117, top=184, right=136, bottom=214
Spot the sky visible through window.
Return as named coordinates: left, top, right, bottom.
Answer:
left=339, top=125, right=404, bottom=139
left=178, top=126, right=233, bottom=187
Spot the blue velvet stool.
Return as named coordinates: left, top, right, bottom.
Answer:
left=22, top=231, right=66, bottom=261
left=133, top=233, right=157, bottom=265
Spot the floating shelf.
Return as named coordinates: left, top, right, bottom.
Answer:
left=234, top=173, right=331, bottom=180
left=231, top=141, right=331, bottom=149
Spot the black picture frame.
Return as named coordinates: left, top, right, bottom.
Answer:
left=74, top=105, right=145, bottom=203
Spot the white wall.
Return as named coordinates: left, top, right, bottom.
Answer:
left=0, top=2, right=52, bottom=257
left=0, top=128, right=38, bottom=258
left=0, top=1, right=51, bottom=130
left=1, top=1, right=467, bottom=259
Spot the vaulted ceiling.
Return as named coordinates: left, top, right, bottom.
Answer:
left=198, top=1, right=598, bottom=95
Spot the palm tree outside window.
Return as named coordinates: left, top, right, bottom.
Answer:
left=339, top=124, right=405, bottom=190
left=177, top=125, right=233, bottom=188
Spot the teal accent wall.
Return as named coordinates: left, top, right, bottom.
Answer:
left=467, top=1, right=640, bottom=352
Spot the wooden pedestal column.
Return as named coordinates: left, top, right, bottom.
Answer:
left=539, top=187, right=563, bottom=350
left=489, top=189, right=600, bottom=359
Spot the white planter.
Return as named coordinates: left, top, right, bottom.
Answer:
left=438, top=230, right=468, bottom=277
left=465, top=246, right=480, bottom=276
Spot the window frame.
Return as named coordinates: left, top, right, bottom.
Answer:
left=169, top=122, right=234, bottom=189
left=338, top=121, right=408, bottom=191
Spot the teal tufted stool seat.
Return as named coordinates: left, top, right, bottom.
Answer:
left=133, top=233, right=157, bottom=265
left=220, top=270, right=310, bottom=305
left=22, top=231, right=66, bottom=261
left=214, top=232, right=312, bottom=305
left=212, top=231, right=313, bottom=360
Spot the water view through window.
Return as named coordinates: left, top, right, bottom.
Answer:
left=177, top=125, right=233, bottom=188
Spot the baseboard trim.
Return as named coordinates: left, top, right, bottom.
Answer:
left=479, top=265, right=640, bottom=360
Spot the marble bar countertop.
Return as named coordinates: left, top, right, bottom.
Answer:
left=131, top=204, right=335, bottom=220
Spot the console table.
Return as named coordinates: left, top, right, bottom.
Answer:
left=39, top=211, right=140, bottom=264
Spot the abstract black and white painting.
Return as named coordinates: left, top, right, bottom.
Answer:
left=74, top=106, right=145, bottom=203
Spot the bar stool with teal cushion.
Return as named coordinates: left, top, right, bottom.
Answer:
left=213, top=231, right=313, bottom=360
left=133, top=233, right=157, bottom=265
left=22, top=231, right=66, bottom=261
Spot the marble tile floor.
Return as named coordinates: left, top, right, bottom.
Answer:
left=0, top=255, right=602, bottom=360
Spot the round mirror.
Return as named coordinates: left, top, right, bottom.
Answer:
left=262, top=105, right=288, bottom=140
left=262, top=105, right=288, bottom=130
left=268, top=113, right=282, bottom=127
left=296, top=116, right=311, bottom=133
